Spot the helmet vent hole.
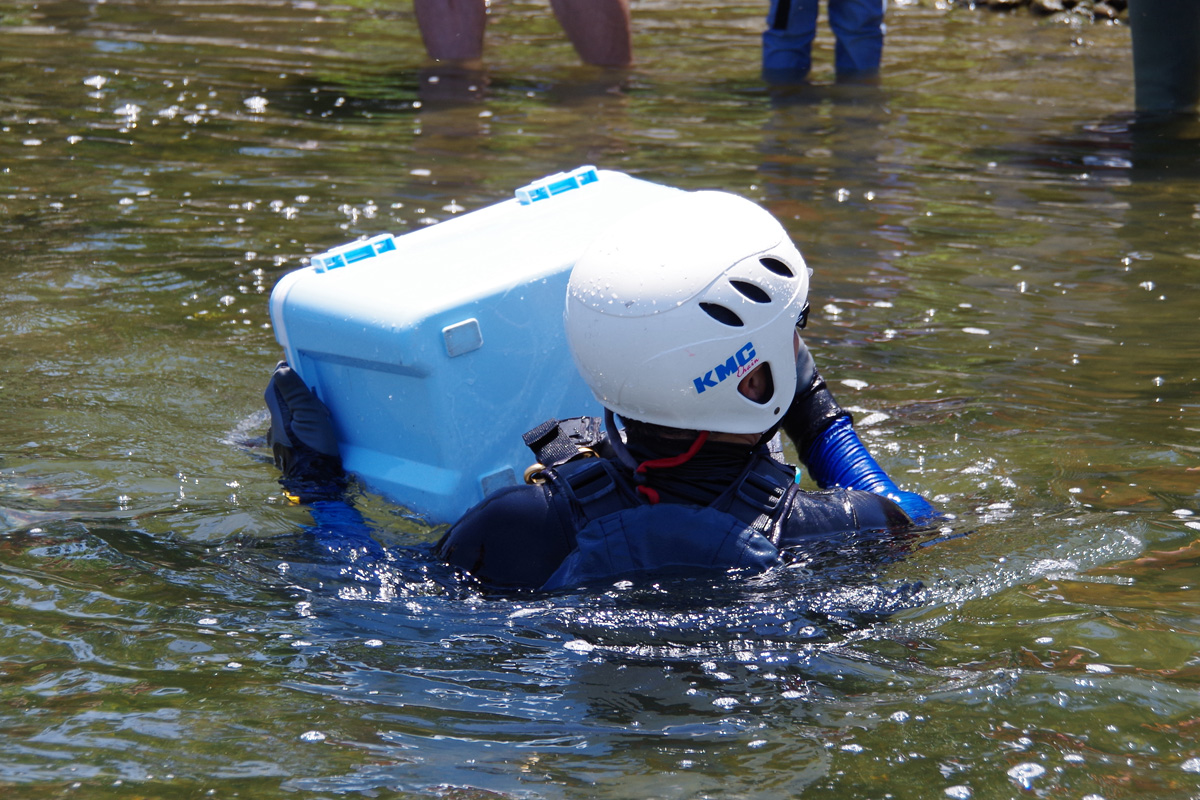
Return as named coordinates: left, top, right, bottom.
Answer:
left=699, top=302, right=744, bottom=327
left=731, top=280, right=771, bottom=303
left=738, top=363, right=775, bottom=405
left=760, top=257, right=794, bottom=278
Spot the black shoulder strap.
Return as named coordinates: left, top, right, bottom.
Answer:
left=551, top=450, right=796, bottom=538
left=713, top=453, right=798, bottom=541
left=547, top=457, right=639, bottom=528
left=530, top=421, right=797, bottom=542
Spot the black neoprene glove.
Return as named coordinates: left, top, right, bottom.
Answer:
left=263, top=361, right=347, bottom=499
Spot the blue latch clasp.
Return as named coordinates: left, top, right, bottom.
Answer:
left=515, top=165, right=600, bottom=205
left=311, top=233, right=398, bottom=272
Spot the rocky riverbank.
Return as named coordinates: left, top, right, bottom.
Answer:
left=953, top=0, right=1127, bottom=22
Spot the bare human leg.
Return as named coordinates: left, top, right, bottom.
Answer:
left=549, top=0, right=632, bottom=67
left=414, top=0, right=487, bottom=63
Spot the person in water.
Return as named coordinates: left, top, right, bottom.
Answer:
left=265, top=191, right=936, bottom=592
left=414, top=0, right=632, bottom=68
left=763, top=0, right=887, bottom=84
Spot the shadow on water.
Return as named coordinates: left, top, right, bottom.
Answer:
left=1012, top=112, right=1200, bottom=181
left=211, top=530, right=933, bottom=795
left=0, top=475, right=1156, bottom=796
left=262, top=64, right=640, bottom=119
left=136, top=490, right=1139, bottom=797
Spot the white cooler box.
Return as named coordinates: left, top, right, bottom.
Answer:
left=269, top=167, right=683, bottom=524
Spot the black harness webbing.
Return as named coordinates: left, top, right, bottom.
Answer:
left=522, top=417, right=608, bottom=471
left=523, top=418, right=798, bottom=543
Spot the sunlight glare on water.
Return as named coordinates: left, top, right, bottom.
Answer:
left=2, top=0, right=1200, bottom=797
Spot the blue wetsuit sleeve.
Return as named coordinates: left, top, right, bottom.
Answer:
left=436, top=484, right=576, bottom=590
left=804, top=416, right=937, bottom=523
left=783, top=369, right=938, bottom=524
left=302, top=498, right=393, bottom=559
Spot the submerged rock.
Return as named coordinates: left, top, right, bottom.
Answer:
left=953, top=0, right=1127, bottom=21
left=1031, top=0, right=1067, bottom=14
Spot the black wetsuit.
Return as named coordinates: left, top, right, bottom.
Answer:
left=436, top=429, right=914, bottom=591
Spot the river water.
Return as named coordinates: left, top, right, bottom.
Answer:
left=3, top=0, right=1200, bottom=797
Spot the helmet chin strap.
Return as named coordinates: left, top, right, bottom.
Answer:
left=604, top=408, right=640, bottom=471
left=608, top=406, right=779, bottom=465
left=754, top=417, right=786, bottom=450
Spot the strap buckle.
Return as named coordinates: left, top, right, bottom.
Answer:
left=523, top=447, right=598, bottom=485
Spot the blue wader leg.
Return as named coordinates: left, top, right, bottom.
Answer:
left=828, top=0, right=886, bottom=79
left=763, top=0, right=820, bottom=83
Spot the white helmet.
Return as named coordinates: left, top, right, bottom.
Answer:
left=565, top=190, right=810, bottom=434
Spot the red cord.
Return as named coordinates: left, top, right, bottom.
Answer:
left=636, top=485, right=660, bottom=504
left=634, top=431, right=709, bottom=505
